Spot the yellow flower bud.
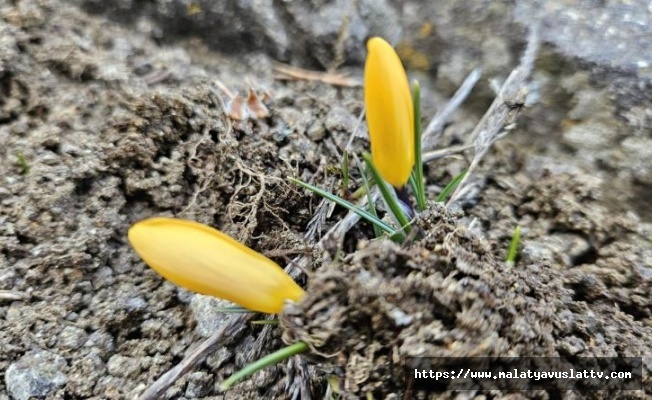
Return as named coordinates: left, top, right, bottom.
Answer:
left=128, top=218, right=305, bottom=314
left=364, top=37, right=415, bottom=187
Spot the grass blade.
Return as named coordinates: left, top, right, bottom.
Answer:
left=411, top=80, right=426, bottom=211
left=360, top=161, right=383, bottom=238
left=219, top=342, right=309, bottom=391
left=251, top=320, right=279, bottom=326
left=362, top=153, right=411, bottom=235
left=436, top=169, right=467, bottom=203
left=16, top=152, right=30, bottom=175
left=288, top=177, right=402, bottom=239
left=215, top=306, right=253, bottom=313
left=505, top=225, right=521, bottom=266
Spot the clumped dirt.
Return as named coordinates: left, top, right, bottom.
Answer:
left=1, top=1, right=651, bottom=399
left=282, top=173, right=652, bottom=398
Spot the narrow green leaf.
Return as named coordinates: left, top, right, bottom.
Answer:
left=349, top=184, right=368, bottom=201
left=362, top=153, right=411, bottom=235
left=409, top=171, right=419, bottom=205
left=288, top=177, right=402, bottom=239
left=436, top=170, right=467, bottom=203
left=361, top=161, right=382, bottom=238
left=219, top=342, right=309, bottom=391
left=251, top=319, right=279, bottom=326
left=16, top=152, right=29, bottom=175
left=505, top=225, right=521, bottom=266
left=215, top=306, right=253, bottom=314
left=411, top=80, right=427, bottom=211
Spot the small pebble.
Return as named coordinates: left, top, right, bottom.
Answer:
left=5, top=350, right=68, bottom=400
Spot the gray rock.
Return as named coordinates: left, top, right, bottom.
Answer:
left=521, top=233, right=592, bottom=268
left=58, top=325, right=88, bottom=351
left=278, top=107, right=312, bottom=136
left=189, top=294, right=233, bottom=338
left=5, top=350, right=68, bottom=400
left=71, top=0, right=401, bottom=68
left=106, top=354, right=141, bottom=378
left=121, top=296, right=148, bottom=313
left=184, top=371, right=213, bottom=398
left=621, top=137, right=652, bottom=185
left=515, top=0, right=652, bottom=76
left=325, top=106, right=357, bottom=134
left=84, top=330, right=115, bottom=358
left=306, top=122, right=327, bottom=142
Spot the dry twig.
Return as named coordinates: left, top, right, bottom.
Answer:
left=138, top=313, right=253, bottom=400
left=447, top=25, right=541, bottom=206
left=421, top=68, right=482, bottom=149
left=273, top=62, right=361, bottom=87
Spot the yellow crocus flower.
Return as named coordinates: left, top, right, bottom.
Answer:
left=364, top=37, right=415, bottom=188
left=128, top=217, right=305, bottom=314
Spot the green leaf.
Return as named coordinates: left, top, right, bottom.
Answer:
left=505, top=225, right=521, bottom=266
left=411, top=80, right=427, bottom=211
left=219, top=341, right=309, bottom=391
left=251, top=319, right=279, bottom=326
left=215, top=306, right=253, bottom=314
left=289, top=177, right=403, bottom=240
left=436, top=170, right=467, bottom=203
left=362, top=153, right=411, bottom=235
left=361, top=161, right=382, bottom=238
left=16, top=153, right=29, bottom=175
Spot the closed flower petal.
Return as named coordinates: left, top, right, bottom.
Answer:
left=364, top=37, right=415, bottom=187
left=128, top=217, right=305, bottom=314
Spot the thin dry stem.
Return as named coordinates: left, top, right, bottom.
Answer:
left=421, top=68, right=482, bottom=149
left=447, top=25, right=541, bottom=206
left=422, top=144, right=473, bottom=163
left=137, top=313, right=253, bottom=400
left=273, top=62, right=360, bottom=87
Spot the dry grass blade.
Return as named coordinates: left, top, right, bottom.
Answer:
left=421, top=68, right=482, bottom=149
left=273, top=62, right=361, bottom=87
left=138, top=313, right=253, bottom=400
left=447, top=24, right=541, bottom=206
left=286, top=355, right=316, bottom=400
left=422, top=144, right=473, bottom=163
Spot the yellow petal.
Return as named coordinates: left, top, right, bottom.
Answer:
left=364, top=37, right=415, bottom=187
left=128, top=217, right=305, bottom=314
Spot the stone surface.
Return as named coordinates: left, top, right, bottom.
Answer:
left=515, top=0, right=652, bottom=76
left=190, top=294, right=233, bottom=338
left=184, top=371, right=213, bottom=398
left=5, top=350, right=67, bottom=400
left=71, top=0, right=401, bottom=67
left=58, top=326, right=88, bottom=351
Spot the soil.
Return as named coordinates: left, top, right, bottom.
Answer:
left=0, top=1, right=650, bottom=400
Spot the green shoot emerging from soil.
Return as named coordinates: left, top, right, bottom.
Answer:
left=436, top=170, right=467, bottom=203
left=506, top=225, right=521, bottom=266
left=16, top=152, right=29, bottom=175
